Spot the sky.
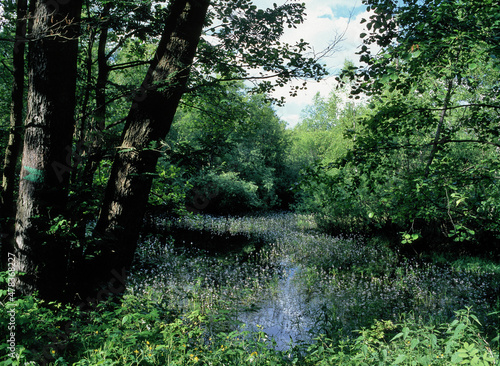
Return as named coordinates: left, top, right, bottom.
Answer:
left=251, top=0, right=371, bottom=128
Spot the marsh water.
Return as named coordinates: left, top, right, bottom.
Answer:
left=129, top=212, right=499, bottom=351
left=168, top=225, right=320, bottom=349
left=237, top=263, right=315, bottom=349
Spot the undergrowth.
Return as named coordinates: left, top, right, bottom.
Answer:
left=1, top=212, right=499, bottom=365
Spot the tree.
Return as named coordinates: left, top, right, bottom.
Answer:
left=13, top=0, right=83, bottom=298
left=169, top=83, right=291, bottom=212
left=329, top=0, right=500, bottom=241
left=291, top=66, right=362, bottom=168
left=290, top=76, right=366, bottom=232
left=1, top=0, right=330, bottom=300
left=92, top=0, right=211, bottom=281
left=0, top=0, right=28, bottom=267
left=1, top=0, right=27, bottom=219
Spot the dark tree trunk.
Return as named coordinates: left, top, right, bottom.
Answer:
left=1, top=0, right=28, bottom=267
left=92, top=0, right=210, bottom=286
left=14, top=0, right=82, bottom=300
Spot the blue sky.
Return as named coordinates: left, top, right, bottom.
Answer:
left=251, top=0, right=371, bottom=127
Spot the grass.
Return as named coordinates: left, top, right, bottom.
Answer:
left=1, top=212, right=499, bottom=365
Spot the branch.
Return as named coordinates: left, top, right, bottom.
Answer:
left=105, top=29, right=144, bottom=59
left=109, top=60, right=150, bottom=71
left=420, top=103, right=500, bottom=111
left=439, top=139, right=500, bottom=148
left=0, top=59, right=13, bottom=76
left=185, top=65, right=312, bottom=94
left=424, top=79, right=454, bottom=177
left=105, top=117, right=127, bottom=130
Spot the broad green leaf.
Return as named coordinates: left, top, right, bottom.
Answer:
left=394, top=354, right=407, bottom=364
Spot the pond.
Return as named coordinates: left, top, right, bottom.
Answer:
left=128, top=212, right=500, bottom=350
left=237, top=263, right=317, bottom=350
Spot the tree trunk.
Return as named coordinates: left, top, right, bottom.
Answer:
left=423, top=80, right=454, bottom=178
left=1, top=0, right=28, bottom=267
left=14, top=0, right=82, bottom=300
left=92, top=0, right=210, bottom=285
left=79, top=3, right=111, bottom=189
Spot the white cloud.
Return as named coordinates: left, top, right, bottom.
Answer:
left=254, top=0, right=372, bottom=127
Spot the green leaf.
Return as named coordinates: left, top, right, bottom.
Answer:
left=391, top=332, right=404, bottom=341
left=394, top=354, right=407, bottom=364
left=450, top=353, right=463, bottom=363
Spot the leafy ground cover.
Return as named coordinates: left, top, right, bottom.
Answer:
left=1, top=212, right=499, bottom=365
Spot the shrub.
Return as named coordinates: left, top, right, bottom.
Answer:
left=188, top=171, right=262, bottom=214
left=305, top=308, right=500, bottom=365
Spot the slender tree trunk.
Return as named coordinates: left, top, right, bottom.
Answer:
left=80, top=3, right=111, bottom=188
left=14, top=0, right=82, bottom=300
left=92, top=0, right=210, bottom=285
left=423, top=80, right=454, bottom=177
left=1, top=0, right=28, bottom=267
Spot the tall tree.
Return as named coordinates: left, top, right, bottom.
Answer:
left=14, top=0, right=83, bottom=298
left=92, top=0, right=211, bottom=281
left=1, top=0, right=27, bottom=217
left=1, top=0, right=28, bottom=266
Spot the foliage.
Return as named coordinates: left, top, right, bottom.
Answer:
left=148, top=159, right=192, bottom=216
left=305, top=308, right=499, bottom=365
left=298, top=0, right=500, bottom=244
left=164, top=82, right=292, bottom=213
left=290, top=79, right=368, bottom=232
left=188, top=170, right=261, bottom=214
left=1, top=212, right=499, bottom=365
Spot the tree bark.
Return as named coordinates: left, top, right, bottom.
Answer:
left=1, top=0, right=28, bottom=266
left=14, top=0, right=82, bottom=299
left=92, top=0, right=210, bottom=284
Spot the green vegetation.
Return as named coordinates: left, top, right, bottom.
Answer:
left=295, top=0, right=500, bottom=247
left=1, top=213, right=499, bottom=364
left=1, top=0, right=499, bottom=365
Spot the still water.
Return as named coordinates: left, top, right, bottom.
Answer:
left=237, top=263, right=317, bottom=350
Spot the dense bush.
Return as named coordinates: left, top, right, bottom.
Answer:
left=188, top=171, right=262, bottom=214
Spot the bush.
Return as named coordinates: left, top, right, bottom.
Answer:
left=187, top=171, right=262, bottom=214
left=305, top=308, right=500, bottom=365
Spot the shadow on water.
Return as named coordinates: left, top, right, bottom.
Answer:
left=169, top=227, right=265, bottom=260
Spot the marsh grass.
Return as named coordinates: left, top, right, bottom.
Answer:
left=1, top=212, right=499, bottom=365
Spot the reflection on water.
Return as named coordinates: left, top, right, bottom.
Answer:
left=237, top=263, right=316, bottom=350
